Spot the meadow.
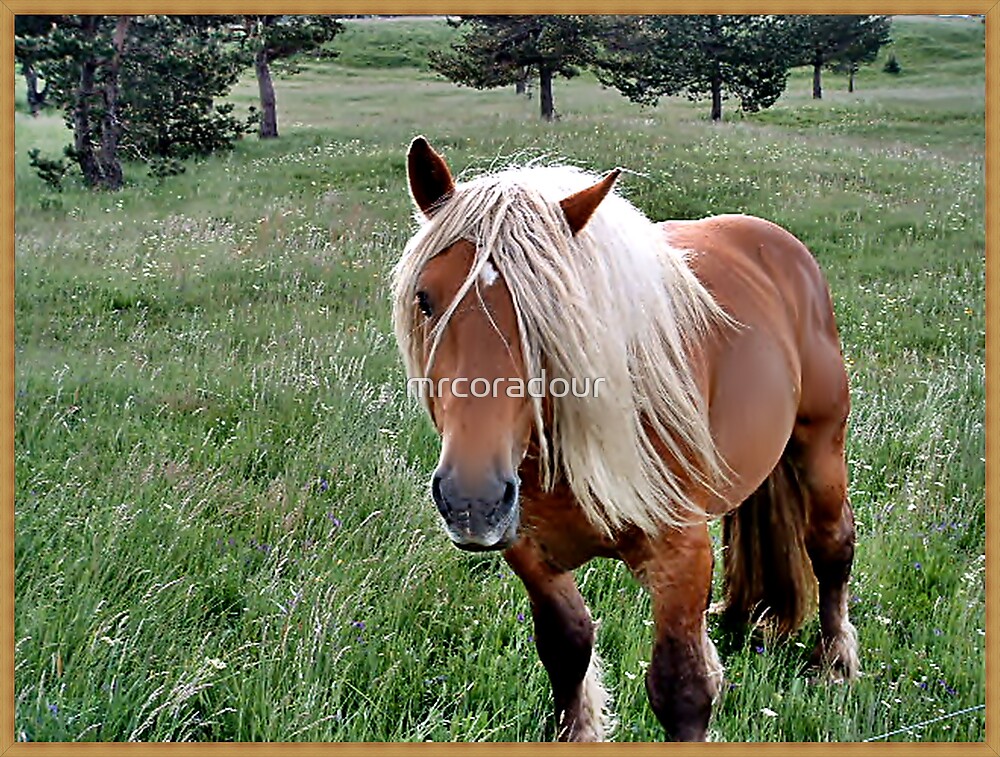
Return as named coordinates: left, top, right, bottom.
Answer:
left=13, top=15, right=986, bottom=742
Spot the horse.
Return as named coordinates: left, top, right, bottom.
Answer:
left=391, top=136, right=859, bottom=742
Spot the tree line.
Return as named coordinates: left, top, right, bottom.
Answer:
left=434, top=15, right=892, bottom=121
left=16, top=14, right=892, bottom=192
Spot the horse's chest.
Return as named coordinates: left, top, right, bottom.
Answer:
left=517, top=487, right=619, bottom=571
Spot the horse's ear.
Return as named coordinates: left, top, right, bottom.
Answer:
left=559, top=168, right=622, bottom=235
left=408, top=136, right=455, bottom=218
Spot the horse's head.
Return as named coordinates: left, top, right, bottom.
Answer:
left=396, top=137, right=620, bottom=552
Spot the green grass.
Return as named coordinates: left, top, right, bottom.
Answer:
left=13, top=14, right=985, bottom=742
left=331, top=15, right=459, bottom=70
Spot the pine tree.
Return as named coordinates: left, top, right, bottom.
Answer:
left=788, top=15, right=892, bottom=99
left=27, top=15, right=134, bottom=189
left=121, top=17, right=249, bottom=167
left=597, top=15, right=798, bottom=122
left=235, top=15, right=343, bottom=139
left=18, top=15, right=248, bottom=189
left=430, top=16, right=607, bottom=121
left=14, top=15, right=55, bottom=115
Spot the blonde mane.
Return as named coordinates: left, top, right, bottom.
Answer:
left=392, top=163, right=730, bottom=535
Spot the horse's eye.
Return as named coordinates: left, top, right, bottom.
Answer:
left=416, top=290, right=433, bottom=318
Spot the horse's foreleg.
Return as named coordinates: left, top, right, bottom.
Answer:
left=504, top=539, right=608, bottom=741
left=797, top=420, right=860, bottom=681
left=625, top=521, right=721, bottom=741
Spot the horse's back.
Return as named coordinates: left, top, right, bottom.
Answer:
left=663, top=214, right=837, bottom=339
left=661, top=214, right=849, bottom=513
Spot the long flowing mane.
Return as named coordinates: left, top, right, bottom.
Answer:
left=392, top=163, right=730, bottom=535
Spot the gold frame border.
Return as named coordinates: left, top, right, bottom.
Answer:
left=0, top=4, right=995, bottom=755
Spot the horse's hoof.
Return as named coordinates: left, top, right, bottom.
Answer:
left=811, top=621, right=860, bottom=682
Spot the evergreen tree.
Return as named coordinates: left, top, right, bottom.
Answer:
left=236, top=15, right=343, bottom=139
left=120, top=16, right=248, bottom=169
left=18, top=15, right=248, bottom=189
left=597, top=15, right=798, bottom=122
left=789, top=15, right=892, bottom=99
left=14, top=15, right=56, bottom=115
left=430, top=15, right=607, bottom=121
left=27, top=15, right=135, bottom=189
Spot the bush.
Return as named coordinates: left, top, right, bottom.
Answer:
left=27, top=147, right=70, bottom=191
left=884, top=52, right=902, bottom=74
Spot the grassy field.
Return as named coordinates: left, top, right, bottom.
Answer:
left=13, top=15, right=985, bottom=742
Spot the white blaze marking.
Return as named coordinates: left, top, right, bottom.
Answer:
left=480, top=260, right=499, bottom=287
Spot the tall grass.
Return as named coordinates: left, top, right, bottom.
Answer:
left=13, top=15, right=985, bottom=742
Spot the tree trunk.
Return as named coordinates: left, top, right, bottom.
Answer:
left=812, top=58, right=823, bottom=99
left=95, top=15, right=130, bottom=191
left=73, top=17, right=102, bottom=187
left=710, top=74, right=722, bottom=122
left=539, top=64, right=554, bottom=121
left=23, top=62, right=46, bottom=116
left=73, top=60, right=99, bottom=186
left=255, top=47, right=278, bottom=139
left=708, top=17, right=723, bottom=121
left=848, top=67, right=855, bottom=93
left=515, top=67, right=528, bottom=96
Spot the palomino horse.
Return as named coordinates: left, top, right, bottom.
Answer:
left=392, top=136, right=859, bottom=742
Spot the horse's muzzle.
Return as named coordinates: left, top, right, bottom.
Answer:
left=431, top=467, right=520, bottom=551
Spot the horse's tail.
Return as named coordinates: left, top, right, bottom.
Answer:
left=722, top=450, right=817, bottom=637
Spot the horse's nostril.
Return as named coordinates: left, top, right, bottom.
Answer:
left=502, top=479, right=518, bottom=508
left=431, top=473, right=447, bottom=515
